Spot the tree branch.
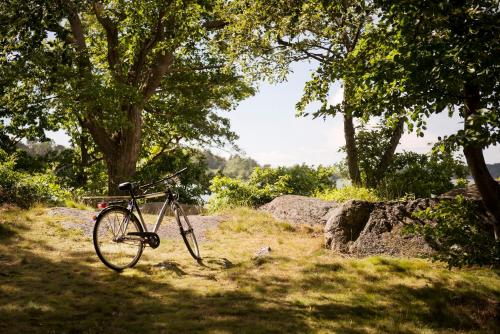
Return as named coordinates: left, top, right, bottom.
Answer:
left=129, top=9, right=167, bottom=85
left=64, top=4, right=116, bottom=152
left=92, top=1, right=122, bottom=79
left=80, top=117, right=116, bottom=156
left=368, top=117, right=406, bottom=187
left=65, top=4, right=87, bottom=54
left=277, top=37, right=326, bottom=62
left=144, top=136, right=183, bottom=166
left=203, top=20, right=227, bottom=31
left=141, top=52, right=174, bottom=101
left=169, top=64, right=224, bottom=74
left=351, top=16, right=365, bottom=50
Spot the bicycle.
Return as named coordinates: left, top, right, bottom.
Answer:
left=92, top=167, right=200, bottom=272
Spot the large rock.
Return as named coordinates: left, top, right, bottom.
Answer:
left=325, top=199, right=437, bottom=257
left=324, top=200, right=375, bottom=252
left=260, top=195, right=338, bottom=225
left=348, top=199, right=436, bottom=257
left=439, top=181, right=500, bottom=200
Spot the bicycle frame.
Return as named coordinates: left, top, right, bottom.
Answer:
left=113, top=187, right=177, bottom=238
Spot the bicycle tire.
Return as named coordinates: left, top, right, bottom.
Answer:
left=172, top=202, right=200, bottom=261
left=93, top=206, right=144, bottom=272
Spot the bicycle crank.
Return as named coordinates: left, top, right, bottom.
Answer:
left=127, top=232, right=161, bottom=249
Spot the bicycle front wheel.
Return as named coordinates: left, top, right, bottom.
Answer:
left=93, top=207, right=144, bottom=271
left=172, top=202, right=200, bottom=261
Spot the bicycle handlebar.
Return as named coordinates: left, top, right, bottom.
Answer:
left=138, top=167, right=188, bottom=191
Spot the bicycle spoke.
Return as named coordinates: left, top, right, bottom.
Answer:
left=94, top=209, right=143, bottom=271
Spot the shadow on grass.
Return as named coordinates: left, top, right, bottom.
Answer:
left=295, top=259, right=499, bottom=333
left=0, top=223, right=16, bottom=241
left=1, top=217, right=498, bottom=334
left=0, top=237, right=311, bottom=334
left=199, top=256, right=237, bottom=270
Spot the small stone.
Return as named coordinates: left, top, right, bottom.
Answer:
left=220, top=258, right=234, bottom=269
left=254, top=246, right=271, bottom=258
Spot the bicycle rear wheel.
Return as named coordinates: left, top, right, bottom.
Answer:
left=93, top=207, right=144, bottom=271
left=172, top=202, right=200, bottom=261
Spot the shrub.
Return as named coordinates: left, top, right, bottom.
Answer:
left=208, top=165, right=337, bottom=210
left=0, top=154, right=69, bottom=208
left=315, top=186, right=380, bottom=202
left=405, top=196, right=499, bottom=268
left=375, top=151, right=468, bottom=199
left=208, top=175, right=289, bottom=211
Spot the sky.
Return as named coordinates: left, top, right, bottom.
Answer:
left=49, top=61, right=500, bottom=166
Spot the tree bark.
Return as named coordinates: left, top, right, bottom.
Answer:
left=78, top=132, right=89, bottom=187
left=343, top=82, right=361, bottom=186
left=366, top=117, right=405, bottom=188
left=105, top=106, right=143, bottom=195
left=343, top=112, right=361, bottom=186
left=463, top=83, right=500, bottom=239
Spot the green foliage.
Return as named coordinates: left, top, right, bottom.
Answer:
left=54, top=152, right=108, bottom=196
left=209, top=165, right=337, bottom=210
left=454, top=178, right=469, bottom=189
left=135, top=149, right=211, bottom=204
left=340, top=121, right=404, bottom=187
left=204, top=151, right=260, bottom=180
left=208, top=176, right=271, bottom=210
left=406, top=196, right=500, bottom=268
left=376, top=151, right=468, bottom=199
left=222, top=155, right=259, bottom=179
left=221, top=0, right=373, bottom=117
left=351, top=0, right=500, bottom=148
left=0, top=151, right=70, bottom=208
left=249, top=165, right=336, bottom=195
left=315, top=186, right=380, bottom=203
left=0, top=0, right=254, bottom=193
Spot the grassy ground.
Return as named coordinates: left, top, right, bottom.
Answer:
left=0, top=205, right=498, bottom=333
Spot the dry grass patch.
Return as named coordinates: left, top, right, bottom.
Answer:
left=0, top=205, right=498, bottom=333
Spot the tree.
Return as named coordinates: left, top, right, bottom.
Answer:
left=376, top=150, right=468, bottom=199
left=342, top=122, right=406, bottom=188
left=221, top=0, right=405, bottom=186
left=1, top=0, right=252, bottom=194
left=222, top=155, right=259, bottom=179
left=353, top=0, right=500, bottom=236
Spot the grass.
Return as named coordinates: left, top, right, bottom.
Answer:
left=64, top=199, right=93, bottom=210
left=0, top=205, right=499, bottom=333
left=315, top=186, right=381, bottom=203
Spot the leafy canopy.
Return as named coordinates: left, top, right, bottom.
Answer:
left=351, top=0, right=500, bottom=145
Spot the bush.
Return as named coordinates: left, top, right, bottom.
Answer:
left=405, top=196, right=499, bottom=268
left=208, top=165, right=337, bottom=210
left=315, top=186, right=380, bottom=202
left=0, top=154, right=69, bottom=208
left=376, top=151, right=468, bottom=199
left=249, top=165, right=336, bottom=195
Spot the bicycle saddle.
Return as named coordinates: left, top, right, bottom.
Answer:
left=118, top=182, right=132, bottom=191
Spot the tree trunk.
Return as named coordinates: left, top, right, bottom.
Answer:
left=342, top=81, right=361, bottom=186
left=82, top=106, right=143, bottom=195
left=344, top=112, right=361, bottom=186
left=463, top=83, right=500, bottom=239
left=106, top=107, right=142, bottom=195
left=366, top=117, right=405, bottom=188
left=106, top=150, right=138, bottom=196
left=77, top=132, right=89, bottom=187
